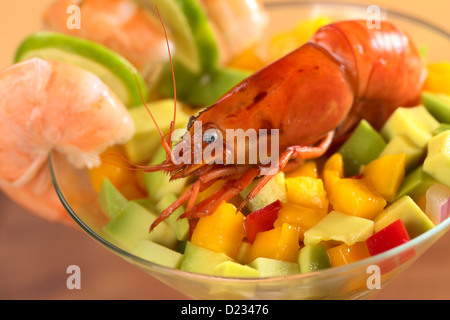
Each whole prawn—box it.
[146,19,426,231]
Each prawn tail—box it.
[311,20,426,136]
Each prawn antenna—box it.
[92,152,174,172]
[155,3,177,158]
[133,72,172,159]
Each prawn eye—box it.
[203,131,218,144]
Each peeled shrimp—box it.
[0,58,134,225]
[199,0,269,63]
[43,0,169,78]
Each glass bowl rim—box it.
[265,0,450,38]
[51,0,450,285]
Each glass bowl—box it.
[51,1,450,300]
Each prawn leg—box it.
[150,165,250,230]
[149,178,216,231]
[181,167,260,219]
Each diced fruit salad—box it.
[88,18,450,278]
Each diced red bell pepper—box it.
[366,219,411,256]
[244,200,282,243]
[349,173,365,179]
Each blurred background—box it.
[0,0,449,299]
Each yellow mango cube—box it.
[268,16,331,62]
[274,202,327,241]
[423,62,450,95]
[327,242,371,267]
[324,153,345,175]
[323,170,341,198]
[190,202,245,259]
[329,178,387,220]
[322,153,345,196]
[363,154,406,202]
[285,176,329,210]
[286,160,318,179]
[248,223,301,263]
[194,180,225,205]
[227,45,266,72]
[89,145,145,200]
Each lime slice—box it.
[14,32,148,108]
[136,0,219,73]
[152,59,251,107]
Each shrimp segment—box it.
[0,58,134,224]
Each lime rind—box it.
[14,32,148,108]
[176,0,219,71]
[136,0,219,73]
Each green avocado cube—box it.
[182,68,252,107]
[396,166,437,200]
[103,201,177,250]
[381,106,440,149]
[338,119,386,176]
[379,135,424,172]
[156,193,189,241]
[248,257,300,277]
[240,172,287,212]
[180,242,234,275]
[131,197,157,212]
[434,124,450,136]
[176,240,187,254]
[144,145,187,203]
[374,195,435,238]
[98,178,128,219]
[303,211,374,246]
[423,131,450,187]
[152,59,251,107]
[298,244,331,273]
[235,241,252,265]
[124,99,191,164]
[214,261,260,278]
[131,239,184,269]
[422,91,450,124]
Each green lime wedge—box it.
[14,32,148,108]
[152,59,251,107]
[135,0,219,73]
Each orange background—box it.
[0,0,449,300]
